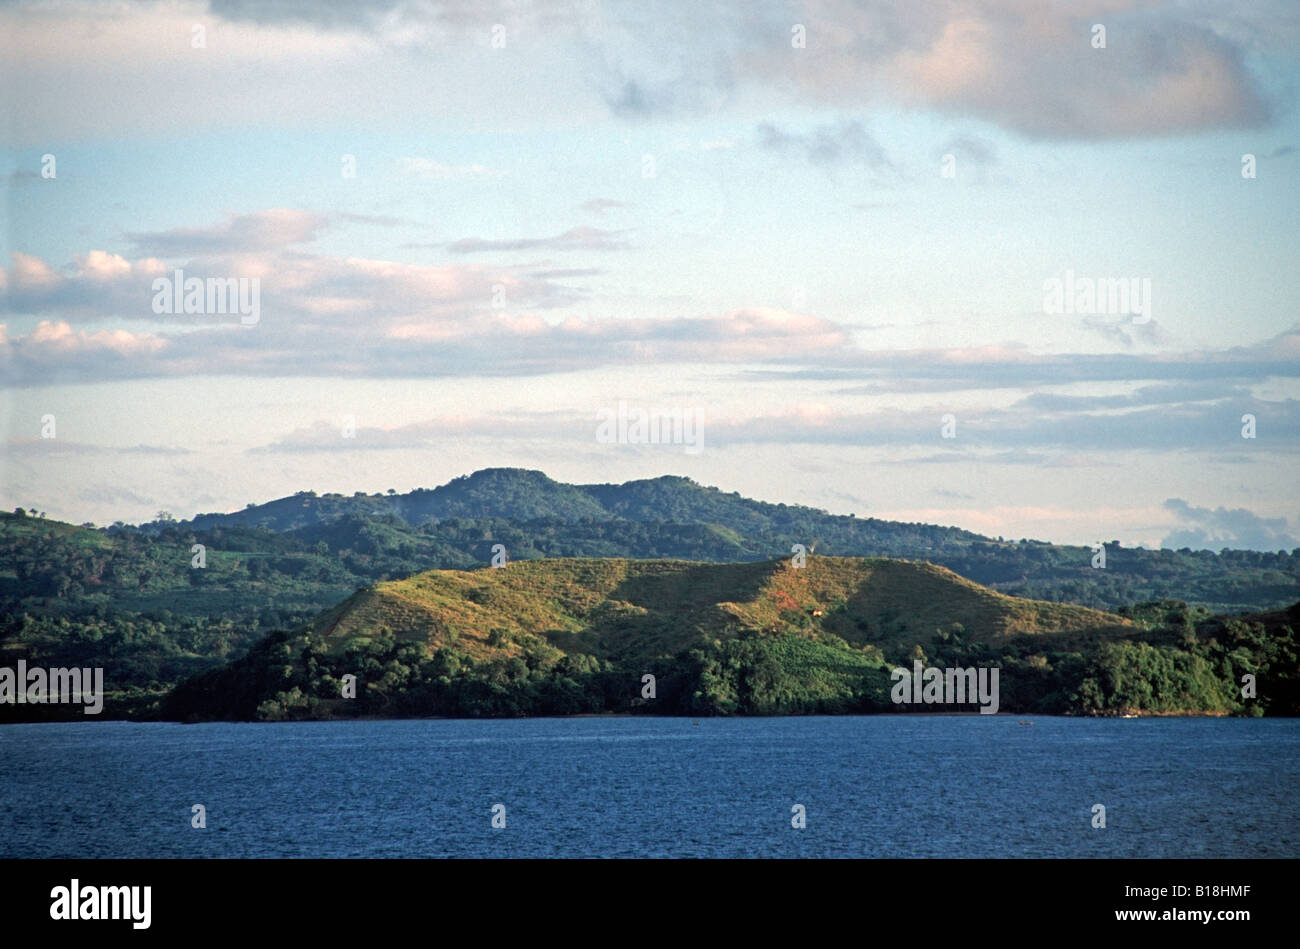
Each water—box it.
[1,716,1295,858]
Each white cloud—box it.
[1162,498,1299,551]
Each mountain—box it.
[5,468,1298,721]
[166,467,1299,615]
[185,469,615,531]
[183,467,979,547]
[160,555,1299,722]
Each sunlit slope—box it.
[309,556,1131,663]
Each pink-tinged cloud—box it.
[0,233,851,384]
[0,320,169,383]
[21,320,166,355]
[748,0,1272,138]
[0,241,575,326]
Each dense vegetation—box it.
[160,558,1298,722]
[3,467,1297,721]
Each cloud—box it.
[284,3,1287,141]
[208,0,409,30]
[768,329,1300,390]
[1,0,1282,143]
[445,227,632,254]
[208,0,570,33]
[127,209,328,257]
[576,3,742,118]
[670,390,1300,453]
[0,322,170,383]
[745,0,1273,139]
[0,232,847,384]
[0,1,585,144]
[1079,314,1172,349]
[246,389,1170,460]
[757,120,893,168]
[1,219,579,330]
[0,250,168,320]
[248,412,584,453]
[5,208,1298,409]
[1162,498,1298,551]
[1014,382,1248,413]
[2,437,190,457]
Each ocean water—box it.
[1,716,1295,858]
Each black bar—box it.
[4,858,1286,936]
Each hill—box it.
[184,468,968,537]
[308,556,1129,664]
[161,556,1297,722]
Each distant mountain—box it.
[170,467,1299,615]
[162,556,1298,722]
[184,467,979,545]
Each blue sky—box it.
[1,0,1298,550]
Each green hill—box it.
[309,556,1130,665]
[164,555,1294,723]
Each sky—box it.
[1,0,1298,551]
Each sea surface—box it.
[1,716,1296,858]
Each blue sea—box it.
[1,716,1296,858]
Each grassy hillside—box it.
[309,556,1130,665]
[157,555,1300,723]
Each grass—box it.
[310,555,1132,663]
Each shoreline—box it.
[0,708,1269,725]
